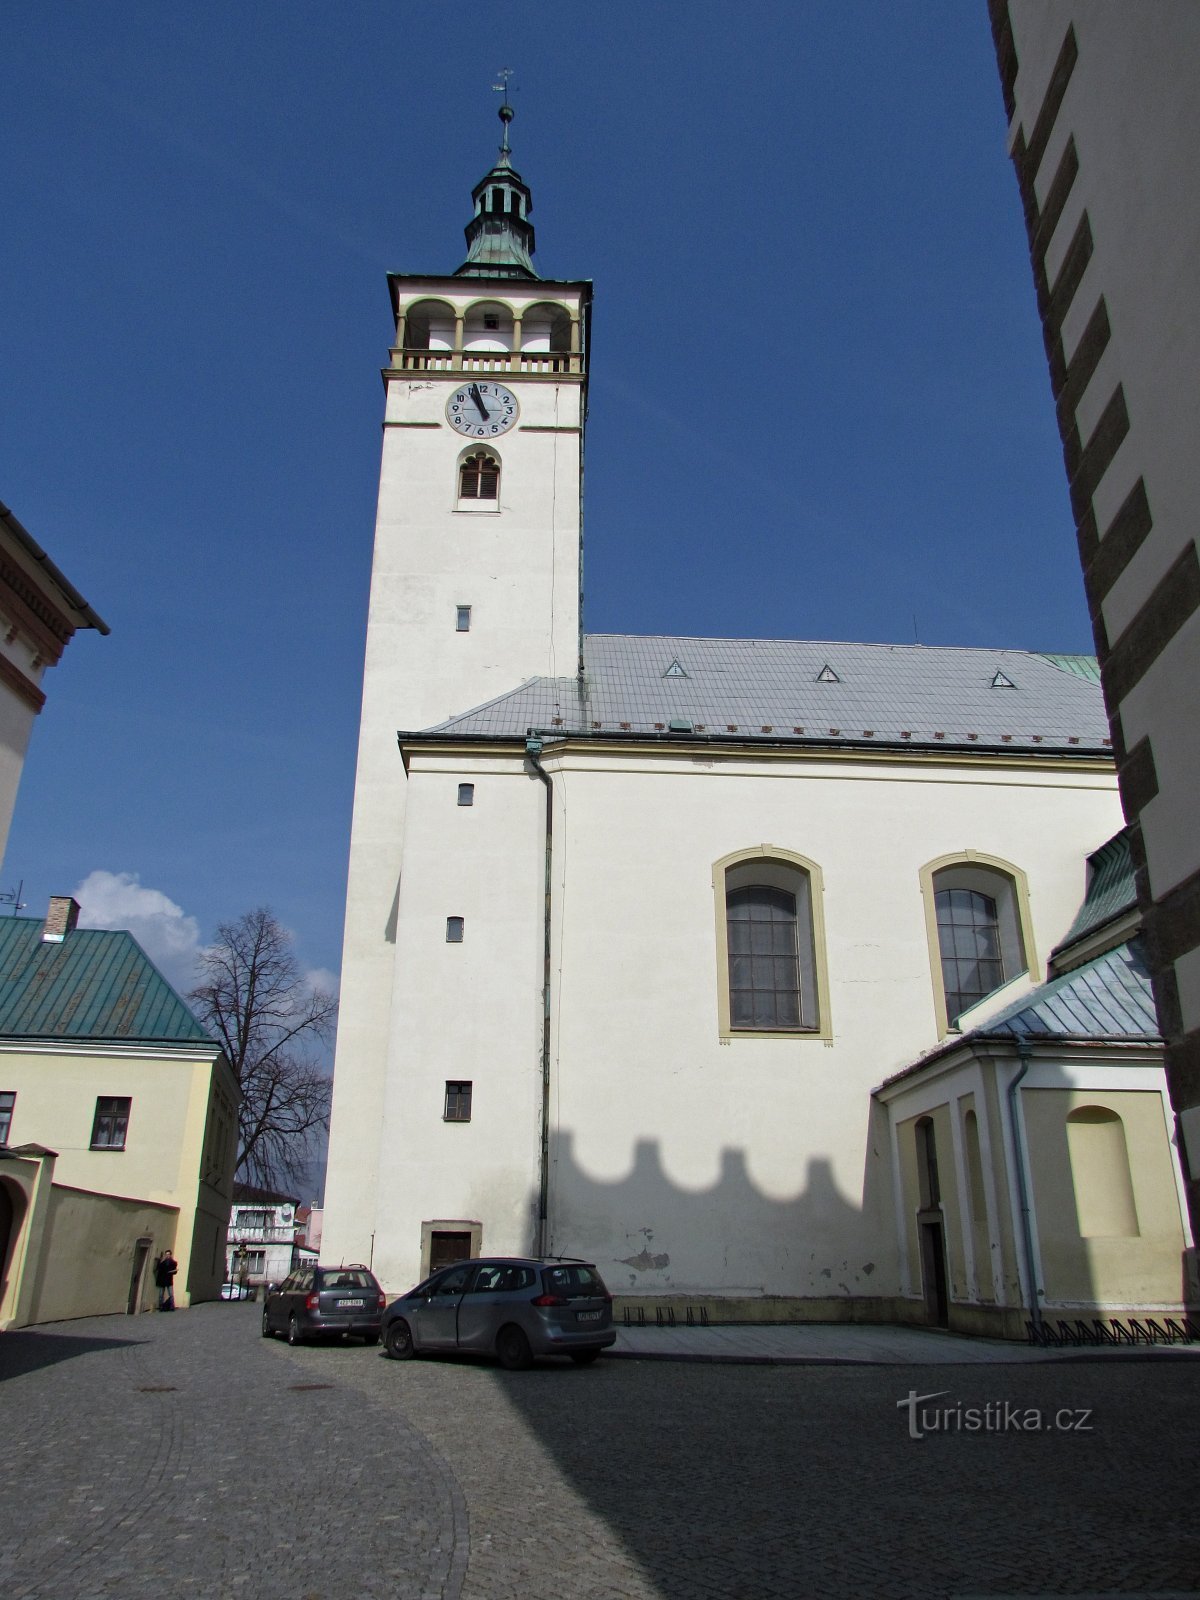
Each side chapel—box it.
[322,99,1194,1337]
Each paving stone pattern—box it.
[3,1304,1200,1598]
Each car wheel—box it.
[261,1308,273,1338]
[568,1348,601,1366]
[287,1315,303,1347]
[363,1332,380,1347]
[496,1324,533,1371]
[383,1319,415,1360]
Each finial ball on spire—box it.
[499,103,514,124]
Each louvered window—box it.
[459,451,500,500]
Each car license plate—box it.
[336,1298,364,1308]
[576,1310,601,1322]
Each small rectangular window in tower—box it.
[456,605,471,632]
[444,1081,473,1122]
[457,783,475,806]
[446,916,465,943]
[91,1095,132,1150]
[0,1091,14,1146]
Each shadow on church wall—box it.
[544,1112,902,1312]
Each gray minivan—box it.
[382,1257,615,1369]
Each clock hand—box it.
[469,383,489,421]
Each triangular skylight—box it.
[663,660,689,679]
[817,664,840,683]
[991,670,1017,689]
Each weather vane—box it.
[492,67,516,154]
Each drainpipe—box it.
[525,735,554,1258]
[1006,1037,1043,1339]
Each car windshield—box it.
[317,1270,375,1290]
[541,1264,605,1297]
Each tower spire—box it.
[454,73,538,280]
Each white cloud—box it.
[73,870,204,996]
[302,965,341,999]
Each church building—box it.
[322,100,1193,1335]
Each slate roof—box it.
[1055,828,1138,952]
[416,635,1111,753]
[0,917,213,1046]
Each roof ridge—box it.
[585,631,1091,658]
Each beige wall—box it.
[0,1043,237,1311]
[1024,1085,1187,1309]
[880,1048,1190,1334]
[0,1151,175,1329]
[25,1185,176,1324]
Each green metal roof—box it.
[973,939,1158,1040]
[1055,827,1139,953]
[0,916,214,1046]
[1038,652,1102,683]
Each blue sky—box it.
[2,4,1082,1030]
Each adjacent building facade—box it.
[225,1182,304,1290]
[988,1,1200,1255]
[0,897,238,1328]
[322,99,1194,1332]
[877,829,1187,1338]
[0,499,107,866]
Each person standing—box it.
[154,1247,178,1311]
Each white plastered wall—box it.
[324,283,585,1266]
[362,740,1122,1299]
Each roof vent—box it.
[663,660,689,679]
[817,664,840,683]
[42,895,81,944]
[667,718,693,733]
[991,670,1017,689]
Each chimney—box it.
[42,896,81,943]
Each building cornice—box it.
[0,650,46,713]
[0,1038,222,1062]
[398,729,1115,776]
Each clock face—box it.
[446,381,520,438]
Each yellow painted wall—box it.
[0,1044,238,1311]
[1024,1087,1187,1308]
[25,1185,177,1323]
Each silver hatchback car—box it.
[382,1256,616,1369]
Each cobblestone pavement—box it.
[3,1304,1200,1599]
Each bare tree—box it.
[189,907,336,1193]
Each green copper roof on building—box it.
[0,916,213,1046]
[454,90,539,280]
[1039,652,1102,683]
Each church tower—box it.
[322,97,591,1264]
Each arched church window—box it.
[921,855,1034,1033]
[459,451,500,502]
[714,850,829,1036]
[935,887,1003,1024]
